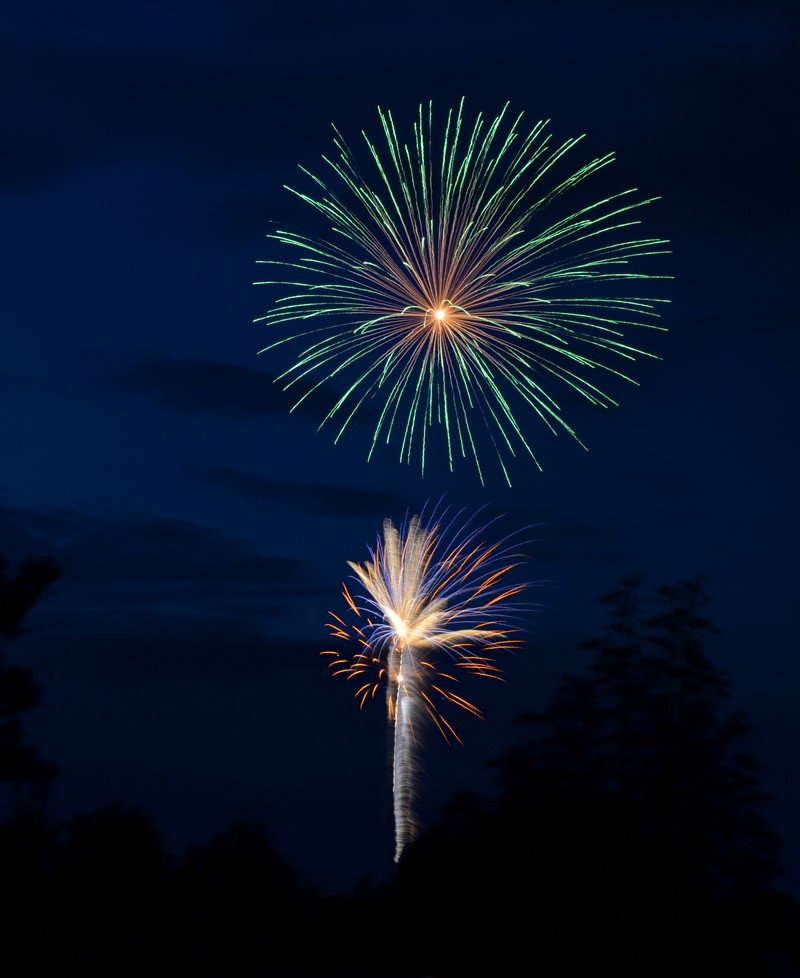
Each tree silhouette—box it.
[501,574,781,894]
[0,555,63,814]
[0,555,63,640]
[170,819,309,976]
[47,806,170,976]
[387,574,792,977]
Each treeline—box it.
[1,558,799,976]
[1,808,312,977]
[387,576,798,977]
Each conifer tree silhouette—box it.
[0,555,63,812]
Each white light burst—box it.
[323,506,528,861]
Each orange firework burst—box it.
[322,506,528,860]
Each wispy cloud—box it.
[109,353,337,419]
[0,501,316,628]
[182,459,406,517]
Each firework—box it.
[323,506,527,861]
[256,99,668,485]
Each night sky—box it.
[3,0,798,896]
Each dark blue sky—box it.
[2,0,798,893]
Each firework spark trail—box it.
[390,651,419,862]
[323,506,528,861]
[256,99,669,485]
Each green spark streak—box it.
[255,99,669,485]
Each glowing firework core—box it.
[386,609,410,644]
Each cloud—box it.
[108,353,337,419]
[0,30,316,193]
[2,1,504,193]
[0,500,349,689]
[4,0,793,191]
[525,520,633,566]
[182,459,407,518]
[0,502,318,634]
[31,616,324,683]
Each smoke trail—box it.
[391,647,421,861]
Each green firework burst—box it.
[255,99,669,485]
